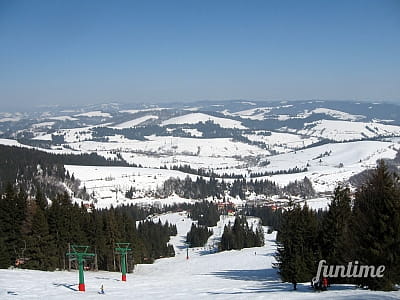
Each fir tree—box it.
[275,203,319,289]
[352,160,400,290]
[319,185,352,283]
[0,238,10,268]
[0,184,27,267]
[24,204,57,270]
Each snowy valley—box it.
[1,100,399,209]
[1,100,400,299]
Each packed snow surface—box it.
[1,212,399,299]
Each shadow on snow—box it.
[52,282,78,291]
[205,268,369,296]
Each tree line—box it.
[0,185,177,271]
[242,205,283,231]
[186,224,213,248]
[169,164,244,179]
[159,176,315,200]
[0,145,130,195]
[220,216,264,251]
[187,201,220,227]
[249,166,308,178]
[275,161,400,291]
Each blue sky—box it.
[0,0,399,108]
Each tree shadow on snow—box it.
[205,269,312,295]
[205,271,376,297]
[95,276,111,280]
[198,248,218,256]
[175,237,188,250]
[208,268,278,282]
[52,283,78,291]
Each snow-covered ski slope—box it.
[1,212,399,299]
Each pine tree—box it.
[24,204,57,270]
[0,184,27,267]
[220,225,234,250]
[275,203,319,289]
[35,188,48,211]
[352,160,400,290]
[319,185,352,283]
[0,237,10,268]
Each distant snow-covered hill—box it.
[0,100,399,207]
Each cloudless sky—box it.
[0,0,399,109]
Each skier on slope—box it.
[322,277,328,291]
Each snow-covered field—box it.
[74,111,111,118]
[1,102,400,212]
[1,212,399,299]
[251,140,399,192]
[245,131,319,153]
[161,113,247,129]
[60,139,399,209]
[114,115,159,128]
[65,135,268,169]
[65,165,199,209]
[299,120,400,141]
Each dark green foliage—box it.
[186,223,213,247]
[0,238,10,268]
[0,185,177,271]
[170,164,243,179]
[0,144,130,198]
[92,125,168,141]
[161,175,314,200]
[284,177,315,199]
[220,216,264,251]
[24,203,57,270]
[243,205,283,231]
[275,161,400,291]
[319,185,352,283]
[137,219,176,262]
[162,176,225,199]
[351,161,400,290]
[250,167,308,178]
[0,184,27,267]
[125,186,135,199]
[275,204,320,287]
[188,201,220,227]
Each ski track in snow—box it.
[1,212,399,299]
